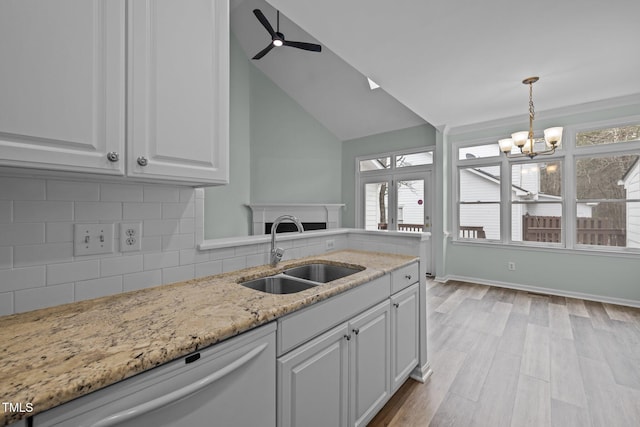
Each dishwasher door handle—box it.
[87,342,269,427]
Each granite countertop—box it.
[0,249,417,426]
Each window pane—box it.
[397,179,424,232]
[513,206,562,243]
[459,166,501,202]
[576,155,639,200]
[396,151,433,168]
[459,204,500,239]
[576,202,628,247]
[512,161,562,198]
[359,157,391,171]
[576,125,640,147]
[364,182,388,230]
[458,144,500,160]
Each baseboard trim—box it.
[410,362,433,384]
[440,274,640,308]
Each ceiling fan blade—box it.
[252,43,275,60]
[283,40,322,52]
[253,9,276,37]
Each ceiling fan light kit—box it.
[498,77,563,159]
[252,9,322,60]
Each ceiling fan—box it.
[251,9,322,60]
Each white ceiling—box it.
[240,0,640,133]
[230,0,427,141]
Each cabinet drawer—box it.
[391,262,419,294]
[277,274,391,356]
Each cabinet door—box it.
[278,323,349,427]
[349,301,391,427]
[390,283,420,391]
[128,0,229,184]
[0,0,125,175]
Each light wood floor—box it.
[369,279,640,426]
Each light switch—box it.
[74,224,115,256]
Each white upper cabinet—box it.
[0,0,126,175]
[0,0,229,185]
[128,0,229,184]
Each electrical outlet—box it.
[120,222,142,252]
[508,261,516,271]
[74,224,114,256]
[325,239,335,250]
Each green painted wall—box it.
[249,66,342,204]
[441,102,640,303]
[204,34,252,239]
[341,124,437,227]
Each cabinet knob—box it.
[393,302,400,308]
[107,152,119,162]
[344,334,351,341]
[352,328,360,335]
[404,274,412,280]
[137,156,148,167]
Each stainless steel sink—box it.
[283,263,363,283]
[240,276,318,294]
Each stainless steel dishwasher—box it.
[32,323,276,427]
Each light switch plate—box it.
[120,222,142,252]
[74,224,115,256]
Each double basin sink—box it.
[240,263,364,294]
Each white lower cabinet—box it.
[391,283,420,391]
[278,301,391,427]
[33,323,276,427]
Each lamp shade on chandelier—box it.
[498,77,563,159]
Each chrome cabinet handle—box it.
[352,328,360,335]
[107,152,119,162]
[137,156,148,167]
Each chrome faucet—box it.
[270,215,304,266]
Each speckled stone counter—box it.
[0,250,417,426]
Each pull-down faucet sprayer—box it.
[270,215,304,267]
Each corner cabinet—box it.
[0,0,229,186]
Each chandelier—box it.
[498,77,563,158]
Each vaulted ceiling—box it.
[232,0,640,139]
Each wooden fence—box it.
[522,215,626,246]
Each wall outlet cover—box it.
[120,222,142,252]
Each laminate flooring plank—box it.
[548,295,566,305]
[520,323,550,381]
[430,392,478,427]
[470,351,521,427]
[569,314,605,361]
[565,297,589,317]
[510,374,551,427]
[442,298,488,328]
[606,319,640,361]
[602,302,640,324]
[549,335,587,407]
[435,289,467,314]
[528,295,550,327]
[511,291,531,315]
[497,312,529,356]
[550,399,592,427]
[594,328,640,390]
[470,301,512,337]
[583,300,614,331]
[549,303,574,340]
[481,286,516,304]
[448,333,500,402]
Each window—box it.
[357,149,433,233]
[453,119,640,252]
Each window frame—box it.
[452,115,640,254]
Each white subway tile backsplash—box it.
[143,185,180,203]
[14,201,73,222]
[0,247,12,270]
[141,236,163,252]
[123,202,162,220]
[0,223,45,246]
[75,276,123,301]
[209,247,235,261]
[179,249,208,266]
[75,202,122,221]
[143,219,179,236]
[47,180,100,201]
[162,202,194,219]
[46,222,74,243]
[14,243,73,267]
[161,234,194,251]
[101,255,144,277]
[0,178,45,200]
[0,201,11,222]
[162,265,195,284]
[179,188,195,203]
[14,283,74,313]
[100,183,143,202]
[195,260,222,277]
[0,266,46,292]
[222,256,246,273]
[0,292,13,316]
[47,260,100,285]
[179,218,195,234]
[144,251,179,271]
[245,252,268,269]
[123,269,162,292]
